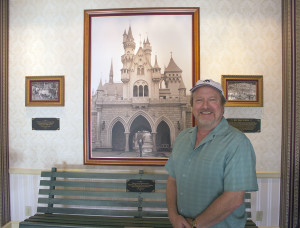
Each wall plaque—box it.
[126,179,155,192]
[32,118,60,130]
[227,118,261,133]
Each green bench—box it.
[19,167,257,228]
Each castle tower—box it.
[152,55,161,82]
[123,26,135,54]
[164,54,182,96]
[97,79,104,92]
[121,26,136,84]
[178,79,186,97]
[143,37,152,63]
[96,78,105,101]
[152,55,161,99]
[165,55,182,82]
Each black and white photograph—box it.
[83,8,200,165]
[227,81,257,101]
[31,81,59,101]
[221,75,263,107]
[25,76,65,106]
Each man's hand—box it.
[166,176,192,228]
[169,214,192,228]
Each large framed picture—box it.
[221,75,263,107]
[25,76,65,106]
[83,8,200,165]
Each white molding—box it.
[9,168,281,178]
[257,172,280,178]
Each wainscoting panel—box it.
[252,178,281,226]
[10,173,40,221]
[9,172,280,226]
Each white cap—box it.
[190,79,225,98]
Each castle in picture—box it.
[91,26,192,157]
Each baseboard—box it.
[2,221,279,228]
[258,227,279,228]
[2,221,19,228]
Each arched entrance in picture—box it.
[129,115,152,152]
[111,121,125,151]
[156,120,171,152]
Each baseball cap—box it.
[190,79,225,98]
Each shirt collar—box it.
[209,117,229,136]
[192,117,229,147]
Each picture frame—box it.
[83,8,200,165]
[25,76,65,106]
[221,75,263,107]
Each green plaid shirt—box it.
[165,117,258,228]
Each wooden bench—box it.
[19,167,257,228]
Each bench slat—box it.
[245,202,251,208]
[245,219,258,227]
[21,214,172,227]
[40,180,166,190]
[31,213,171,223]
[38,198,139,207]
[39,189,166,199]
[41,171,168,180]
[40,180,126,189]
[37,207,168,217]
[38,197,167,208]
[245,192,251,199]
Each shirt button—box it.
[180,192,183,196]
[182,174,186,178]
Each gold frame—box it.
[25,76,65,107]
[83,8,200,165]
[221,75,263,107]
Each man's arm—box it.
[166,176,191,228]
[191,190,245,228]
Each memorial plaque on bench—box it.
[126,179,155,192]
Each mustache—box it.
[199,108,213,112]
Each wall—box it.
[8,0,282,226]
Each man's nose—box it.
[202,99,208,108]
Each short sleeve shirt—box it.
[165,117,258,228]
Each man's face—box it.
[192,86,224,131]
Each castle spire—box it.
[127,26,134,41]
[109,59,113,84]
[154,55,160,68]
[97,78,104,91]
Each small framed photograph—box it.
[221,75,263,107]
[25,76,65,106]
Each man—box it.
[138,137,144,157]
[165,79,258,228]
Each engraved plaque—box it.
[227,118,261,133]
[32,118,60,130]
[126,179,155,192]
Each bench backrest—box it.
[37,167,253,220]
[38,167,169,218]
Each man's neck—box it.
[194,128,212,148]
